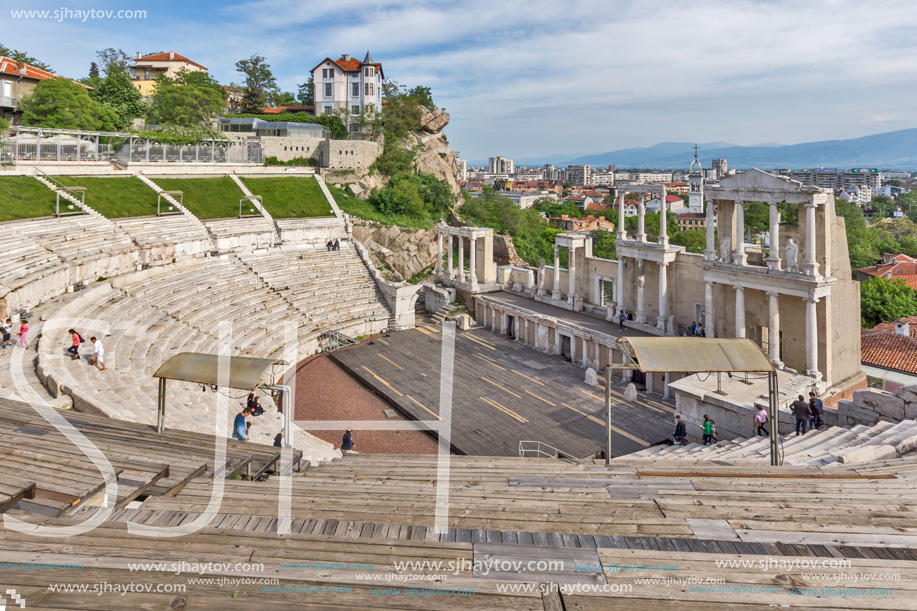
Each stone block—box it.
[895,384,917,404]
[852,388,906,421]
[837,444,898,464]
[906,402,917,421]
[584,367,598,386]
[623,383,637,403]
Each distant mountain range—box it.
[479,129,917,170]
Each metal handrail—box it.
[518,440,598,461]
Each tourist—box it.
[246,392,257,412]
[333,239,340,251]
[341,429,354,454]
[246,421,253,438]
[251,397,264,416]
[273,432,283,448]
[232,407,252,441]
[1,318,11,348]
[791,394,810,436]
[673,415,687,446]
[90,336,105,371]
[17,320,29,349]
[809,392,824,430]
[754,405,769,437]
[326,240,333,251]
[702,415,714,445]
[694,323,704,337]
[66,329,84,360]
[711,420,718,443]
[689,321,697,336]
[619,311,627,331]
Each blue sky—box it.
[4,0,917,162]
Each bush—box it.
[265,156,318,167]
[368,172,456,217]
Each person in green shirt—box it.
[702,415,714,445]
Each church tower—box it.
[688,144,704,214]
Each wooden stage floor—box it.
[330,320,675,457]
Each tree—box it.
[670,228,707,254]
[20,78,119,131]
[871,195,895,219]
[96,48,131,74]
[296,76,314,106]
[860,276,917,329]
[235,54,278,113]
[369,81,426,176]
[592,230,616,260]
[148,69,226,127]
[0,116,9,132]
[93,68,146,129]
[407,85,435,111]
[0,44,52,71]
[743,201,770,235]
[274,91,297,106]
[88,62,100,79]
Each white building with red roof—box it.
[130,51,208,96]
[857,253,917,292]
[311,52,383,132]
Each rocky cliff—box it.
[352,222,438,282]
[347,107,460,199]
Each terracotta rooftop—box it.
[0,56,70,82]
[858,254,917,290]
[861,316,917,374]
[311,55,384,78]
[134,52,207,71]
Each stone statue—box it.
[719,236,731,262]
[786,238,799,272]
[573,293,584,312]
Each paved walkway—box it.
[484,291,655,339]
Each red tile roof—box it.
[665,194,683,203]
[861,336,917,375]
[0,56,65,82]
[858,254,917,290]
[585,202,612,211]
[311,56,384,78]
[134,52,207,71]
[261,105,314,114]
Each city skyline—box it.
[4,0,917,161]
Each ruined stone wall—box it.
[261,137,325,162]
[492,234,526,267]
[352,222,437,282]
[324,140,382,172]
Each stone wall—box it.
[261,137,325,162]
[833,385,917,426]
[324,140,382,172]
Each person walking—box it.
[710,420,718,443]
[1,318,12,348]
[90,336,105,371]
[791,394,810,436]
[341,429,355,454]
[673,415,687,446]
[233,407,252,441]
[809,392,824,430]
[66,329,84,360]
[619,311,627,331]
[17,320,29,349]
[702,415,714,445]
[754,405,770,437]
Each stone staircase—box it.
[135,172,216,251]
[615,419,917,467]
[431,303,459,324]
[33,172,104,219]
[229,173,279,246]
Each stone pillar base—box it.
[552,290,562,300]
[635,312,646,324]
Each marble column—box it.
[567,245,577,304]
[435,230,444,275]
[446,234,454,279]
[637,197,646,242]
[552,244,562,300]
[658,193,669,247]
[468,236,478,287]
[617,192,627,240]
[457,236,465,282]
[704,281,715,338]
[767,291,782,367]
[657,261,668,331]
[804,203,820,276]
[733,201,747,266]
[734,286,746,338]
[805,296,821,378]
[704,195,716,261]
[766,202,781,271]
[615,257,625,318]
[582,336,589,368]
[663,372,671,400]
[635,258,646,324]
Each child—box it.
[1,318,11,348]
[17,320,29,349]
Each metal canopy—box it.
[616,337,774,373]
[153,353,286,390]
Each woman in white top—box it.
[754,406,769,437]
